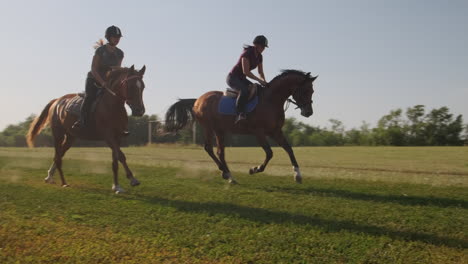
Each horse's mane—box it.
[107,67,130,81]
[270,69,311,83]
[105,68,134,90]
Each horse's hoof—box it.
[249,166,263,175]
[228,179,238,185]
[130,178,140,186]
[112,185,125,193]
[293,167,302,184]
[222,172,231,180]
[44,177,55,184]
[62,184,70,188]
[294,176,302,184]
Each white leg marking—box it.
[112,184,125,194]
[293,166,302,184]
[45,163,56,183]
[225,172,238,184]
[130,177,140,186]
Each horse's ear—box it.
[306,72,311,76]
[139,65,146,76]
[129,65,135,72]
[311,75,318,82]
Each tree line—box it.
[1,105,466,147]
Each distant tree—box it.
[125,114,159,146]
[1,106,465,147]
[329,119,345,135]
[307,132,326,146]
[424,107,464,146]
[464,125,468,145]
[282,118,299,144]
[373,109,406,146]
[0,115,53,147]
[321,131,344,146]
[406,105,427,145]
[0,134,12,146]
[345,129,362,146]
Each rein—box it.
[120,75,142,88]
[285,83,312,111]
[105,74,142,101]
[287,98,313,110]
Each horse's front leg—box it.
[273,131,302,183]
[110,147,125,193]
[249,132,273,175]
[106,136,125,193]
[118,149,140,186]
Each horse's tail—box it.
[27,99,56,148]
[164,99,197,132]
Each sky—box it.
[0,0,467,131]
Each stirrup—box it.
[72,120,82,129]
[235,113,247,123]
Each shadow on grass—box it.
[128,193,468,250]
[255,186,468,209]
[5,182,467,250]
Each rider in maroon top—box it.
[230,46,263,80]
[227,35,268,123]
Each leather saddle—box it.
[66,90,103,117]
[224,83,258,100]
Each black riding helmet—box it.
[253,35,268,48]
[105,25,123,40]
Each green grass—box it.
[0,146,467,263]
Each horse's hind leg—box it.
[47,133,75,184]
[215,131,237,184]
[51,128,73,187]
[249,132,273,175]
[45,162,57,184]
[202,129,230,179]
[203,129,223,169]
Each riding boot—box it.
[235,87,249,123]
[73,96,92,129]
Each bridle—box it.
[104,74,142,101]
[287,98,313,110]
[286,79,313,110]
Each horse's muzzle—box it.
[301,106,313,117]
[131,107,145,117]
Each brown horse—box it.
[165,70,317,184]
[27,65,147,193]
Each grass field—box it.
[0,146,467,263]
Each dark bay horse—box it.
[165,70,317,184]
[27,65,147,193]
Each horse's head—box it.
[108,65,147,116]
[291,72,317,117]
[271,70,317,117]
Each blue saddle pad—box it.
[218,96,258,115]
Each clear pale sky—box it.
[0,0,466,131]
